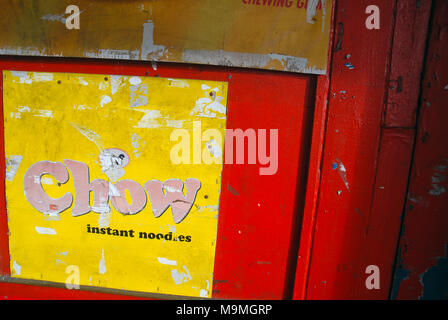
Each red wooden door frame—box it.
[293,0,432,299]
[391,0,448,300]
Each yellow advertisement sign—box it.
[3,70,227,298]
[0,0,332,74]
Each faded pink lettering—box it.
[64,159,109,216]
[23,161,73,214]
[144,178,201,223]
[110,179,147,215]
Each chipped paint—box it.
[418,244,448,299]
[182,49,322,74]
[157,257,177,266]
[99,249,107,274]
[70,122,104,150]
[171,265,192,285]
[429,163,446,196]
[141,20,166,60]
[5,155,23,181]
[335,159,350,190]
[205,139,222,158]
[12,261,21,275]
[35,226,57,235]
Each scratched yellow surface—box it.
[3,70,227,298]
[0,0,332,74]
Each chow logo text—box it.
[23,148,201,224]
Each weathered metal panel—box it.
[0,0,333,75]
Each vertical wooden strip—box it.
[384,0,433,128]
[0,68,9,276]
[392,0,448,300]
[305,0,397,299]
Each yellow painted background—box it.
[3,70,227,298]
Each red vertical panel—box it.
[358,128,414,298]
[0,66,9,276]
[212,71,315,299]
[304,0,432,299]
[392,0,448,300]
[305,0,397,299]
[293,0,336,300]
[384,0,432,128]
[293,75,330,299]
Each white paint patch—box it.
[429,163,447,196]
[163,185,182,193]
[131,133,146,158]
[195,204,219,212]
[92,202,111,214]
[190,96,226,119]
[336,159,350,191]
[109,182,121,196]
[134,110,162,128]
[44,212,61,221]
[11,71,32,84]
[205,139,222,158]
[34,110,53,118]
[306,0,320,24]
[70,122,104,150]
[79,78,88,86]
[41,13,65,24]
[165,120,184,128]
[168,79,190,88]
[18,106,31,113]
[169,225,176,233]
[171,265,192,285]
[110,75,123,95]
[151,61,158,70]
[100,95,112,107]
[85,49,139,60]
[13,261,21,275]
[41,177,54,185]
[201,84,211,90]
[35,226,57,235]
[0,47,43,57]
[75,105,89,111]
[157,257,177,266]
[99,249,107,274]
[102,165,125,182]
[321,0,327,32]
[181,49,318,74]
[200,280,210,297]
[98,211,112,228]
[33,72,54,82]
[129,76,142,85]
[6,155,23,181]
[141,20,166,60]
[56,259,66,265]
